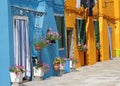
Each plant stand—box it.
[10,72,23,83]
[11,83,23,86]
[60,70,65,76]
[33,67,44,81]
[34,76,43,81]
[38,51,40,61]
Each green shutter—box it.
[76,19,80,44]
[55,16,65,48]
[94,21,99,43]
[79,19,86,44]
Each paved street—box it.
[23,58,120,86]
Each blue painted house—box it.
[0,0,65,86]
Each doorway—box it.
[67,29,74,58]
[13,16,31,79]
[108,25,113,60]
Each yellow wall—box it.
[65,0,97,67]
[99,0,120,58]
[65,0,82,67]
[86,17,96,65]
[65,0,120,67]
[114,0,120,57]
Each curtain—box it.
[14,19,31,77]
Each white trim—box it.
[76,17,83,20]
[54,13,64,17]
[13,16,28,21]
[59,48,65,51]
[13,16,29,31]
[93,19,98,21]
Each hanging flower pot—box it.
[34,45,41,51]
[10,72,23,83]
[34,36,47,51]
[53,64,60,71]
[50,40,56,44]
[46,28,61,45]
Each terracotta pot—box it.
[79,51,85,66]
[96,49,100,61]
[34,46,41,51]
[54,64,60,71]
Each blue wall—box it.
[9,0,60,79]
[35,1,59,78]
[53,0,66,57]
[0,0,11,85]
[53,0,64,15]
[0,0,65,85]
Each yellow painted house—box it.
[64,0,120,68]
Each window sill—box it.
[59,48,64,51]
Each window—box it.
[94,20,100,43]
[55,15,65,49]
[76,19,86,44]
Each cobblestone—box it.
[23,58,120,86]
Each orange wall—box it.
[65,0,97,67]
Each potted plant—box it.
[46,28,61,44]
[9,65,25,83]
[70,58,78,71]
[78,43,88,52]
[34,37,47,51]
[96,43,101,61]
[78,43,88,66]
[53,57,61,71]
[59,58,66,70]
[96,43,101,50]
[33,59,50,78]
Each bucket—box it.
[116,49,120,57]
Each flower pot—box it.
[96,49,100,61]
[33,67,44,77]
[10,72,23,83]
[79,51,85,66]
[60,64,64,70]
[34,46,41,51]
[64,59,70,73]
[69,60,72,68]
[50,40,56,43]
[54,64,60,71]
[96,49,98,61]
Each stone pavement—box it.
[23,58,120,86]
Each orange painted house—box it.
[64,0,120,68]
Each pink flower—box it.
[62,64,64,66]
[55,32,59,36]
[18,65,24,69]
[46,40,50,44]
[9,66,12,69]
